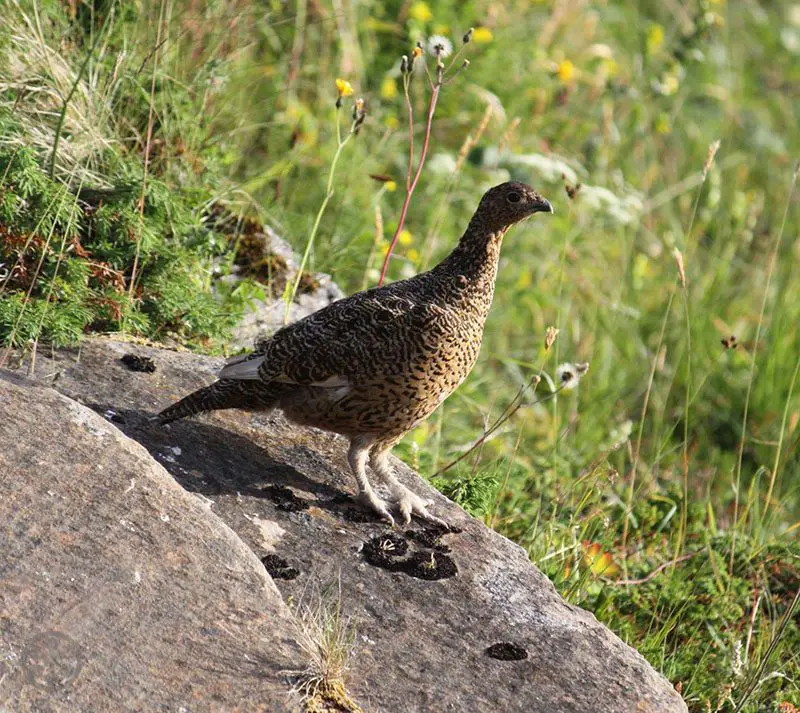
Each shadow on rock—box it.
[84,403,349,511]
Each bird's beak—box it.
[531,197,554,215]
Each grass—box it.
[1,1,799,710]
[288,578,362,713]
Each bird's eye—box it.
[506,192,521,204]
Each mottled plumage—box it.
[159,182,552,525]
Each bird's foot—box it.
[357,490,395,526]
[390,484,448,528]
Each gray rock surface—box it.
[2,338,688,713]
[0,371,305,713]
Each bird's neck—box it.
[437,219,506,283]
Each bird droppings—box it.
[362,532,457,581]
[405,524,462,552]
[485,642,529,661]
[120,353,157,373]
[263,485,310,512]
[261,554,300,580]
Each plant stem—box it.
[674,180,705,569]
[732,165,798,559]
[732,584,800,713]
[127,0,166,312]
[403,74,413,192]
[764,351,800,523]
[432,377,562,478]
[378,79,441,285]
[284,110,352,323]
[622,287,675,580]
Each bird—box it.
[158,181,553,526]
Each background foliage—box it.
[1,1,799,710]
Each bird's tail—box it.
[157,379,278,425]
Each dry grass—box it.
[0,0,121,185]
[287,577,362,713]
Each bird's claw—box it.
[391,485,448,528]
[358,490,395,526]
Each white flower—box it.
[427,35,453,58]
[555,362,589,391]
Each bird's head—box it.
[473,181,553,234]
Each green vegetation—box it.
[1,1,798,710]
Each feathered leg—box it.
[347,436,394,525]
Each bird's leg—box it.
[347,438,394,525]
[370,448,447,527]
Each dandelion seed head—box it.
[427,35,453,58]
[556,362,589,390]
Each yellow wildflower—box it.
[335,78,353,97]
[380,77,398,100]
[384,114,400,130]
[655,113,671,134]
[385,181,397,192]
[412,45,423,59]
[407,248,420,262]
[557,59,575,83]
[433,24,449,35]
[408,1,433,23]
[646,24,664,55]
[472,26,493,43]
[398,230,413,246]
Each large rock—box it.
[2,339,688,713]
[0,371,305,713]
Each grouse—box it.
[158,181,553,525]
